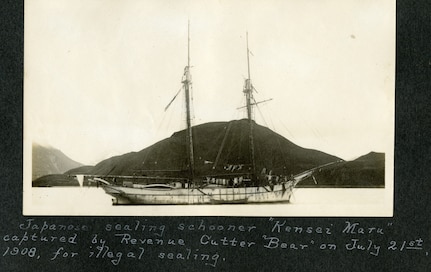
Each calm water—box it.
[26,187,392,217]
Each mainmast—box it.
[243,32,257,182]
[183,21,195,181]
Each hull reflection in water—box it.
[28,187,389,217]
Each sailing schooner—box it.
[95,25,339,205]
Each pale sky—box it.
[24,0,395,165]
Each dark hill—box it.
[32,174,79,187]
[32,143,84,180]
[90,119,341,179]
[305,152,385,187]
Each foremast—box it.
[182,21,195,184]
[243,32,257,184]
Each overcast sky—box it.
[24,0,395,165]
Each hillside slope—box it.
[32,143,83,180]
[306,152,385,187]
[90,119,341,178]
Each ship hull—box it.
[101,183,294,205]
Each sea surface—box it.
[26,186,392,217]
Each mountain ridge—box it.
[32,143,84,180]
[34,120,385,187]
[88,119,341,178]
[303,151,385,187]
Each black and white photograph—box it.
[24,0,394,216]
[4,0,431,271]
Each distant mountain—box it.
[64,165,95,175]
[303,152,385,187]
[88,119,341,178]
[32,143,84,180]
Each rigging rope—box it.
[253,97,269,128]
[164,87,182,112]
